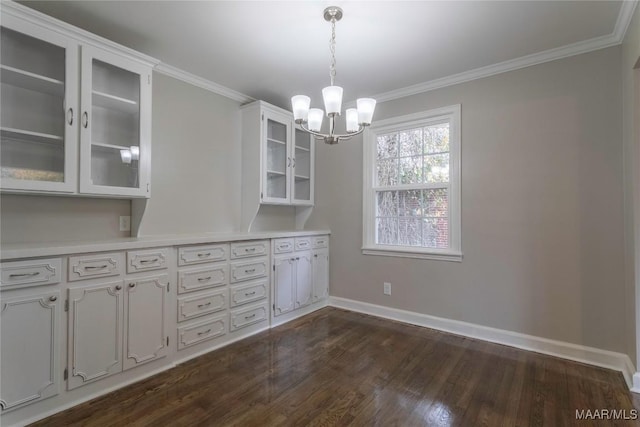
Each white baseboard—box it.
[329,296,636,390]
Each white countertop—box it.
[0,229,331,261]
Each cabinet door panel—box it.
[273,256,295,316]
[312,250,329,302]
[292,127,314,205]
[123,274,168,370]
[262,109,292,204]
[79,45,151,198]
[295,253,312,308]
[68,281,123,390]
[0,291,60,411]
[0,17,78,193]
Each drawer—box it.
[273,238,294,254]
[178,244,228,266]
[294,237,312,251]
[178,289,227,322]
[230,240,268,259]
[127,248,169,273]
[229,258,268,283]
[312,235,329,249]
[68,252,124,282]
[178,263,228,294]
[177,314,227,350]
[229,303,268,332]
[229,279,268,308]
[0,258,62,290]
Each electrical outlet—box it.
[119,216,131,232]
[383,282,391,295]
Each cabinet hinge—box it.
[261,114,264,121]
[147,183,150,192]
[273,303,275,311]
[64,300,69,312]
[273,264,275,271]
[166,336,169,346]
[63,368,68,380]
[167,282,170,292]
[261,192,263,199]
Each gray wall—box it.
[307,47,628,354]
[622,5,640,366]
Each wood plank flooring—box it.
[32,308,640,426]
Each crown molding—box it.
[154,63,254,104]
[365,1,639,105]
[0,1,159,67]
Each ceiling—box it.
[19,1,626,109]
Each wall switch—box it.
[119,216,131,232]
[383,282,391,295]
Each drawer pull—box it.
[197,253,211,258]
[244,313,256,320]
[245,248,256,252]
[85,265,108,270]
[245,268,256,274]
[140,258,159,264]
[198,276,212,282]
[115,285,122,291]
[197,329,211,336]
[9,272,40,278]
[314,254,318,258]
[49,296,57,302]
[197,302,212,309]
[245,291,256,297]
[129,283,136,288]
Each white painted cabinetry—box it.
[0,3,155,198]
[273,255,295,316]
[312,249,329,302]
[295,252,313,308]
[0,290,61,411]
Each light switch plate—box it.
[383,282,391,295]
[119,216,131,232]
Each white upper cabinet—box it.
[292,127,314,205]
[79,46,151,197]
[262,108,292,204]
[0,4,155,198]
[0,16,78,193]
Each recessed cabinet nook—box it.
[0,3,330,426]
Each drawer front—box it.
[0,258,62,290]
[230,240,268,259]
[178,289,227,322]
[229,303,268,332]
[273,238,294,254]
[178,244,228,266]
[294,237,312,251]
[127,248,169,273]
[68,252,124,281]
[312,235,329,249]
[177,315,227,350]
[230,280,268,308]
[229,258,268,283]
[178,263,228,294]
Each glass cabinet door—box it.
[262,110,291,204]
[79,45,151,197]
[0,20,78,193]
[292,127,314,205]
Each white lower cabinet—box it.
[67,281,124,390]
[0,290,61,412]
[294,252,312,308]
[123,274,169,371]
[68,274,169,389]
[273,255,295,316]
[312,249,329,302]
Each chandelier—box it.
[291,6,376,145]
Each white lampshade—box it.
[357,98,377,125]
[308,108,324,132]
[130,146,140,161]
[120,149,132,164]
[322,86,343,115]
[291,95,310,122]
[346,108,359,132]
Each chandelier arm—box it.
[299,122,331,139]
[331,125,367,140]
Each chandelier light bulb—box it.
[322,86,343,115]
[346,108,359,132]
[291,95,311,122]
[356,98,377,125]
[307,108,324,132]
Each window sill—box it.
[361,246,463,262]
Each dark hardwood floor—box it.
[32,308,640,426]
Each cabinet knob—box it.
[67,108,73,125]
[115,285,122,291]
[296,257,300,261]
[129,283,136,288]
[49,296,57,302]
[82,111,89,128]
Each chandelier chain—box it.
[329,18,336,86]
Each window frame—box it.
[362,104,462,262]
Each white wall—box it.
[307,46,628,354]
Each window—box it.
[362,105,461,261]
